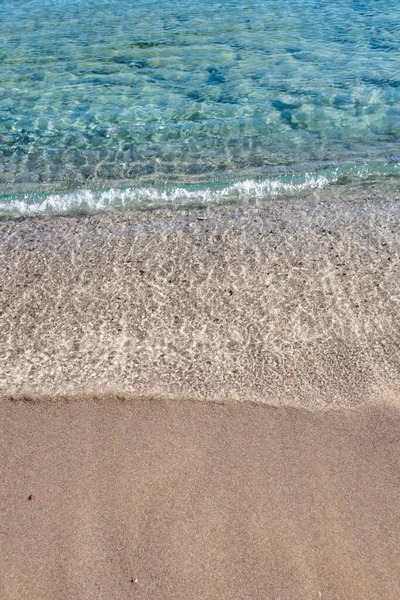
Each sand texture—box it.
[1,192,400,599]
[1,397,400,600]
[0,192,399,408]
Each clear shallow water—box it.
[1,0,400,215]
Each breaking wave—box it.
[0,164,399,217]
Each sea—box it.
[1,0,399,216]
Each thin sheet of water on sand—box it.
[0,190,399,407]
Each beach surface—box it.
[0,191,399,407]
[1,191,400,598]
[1,397,400,600]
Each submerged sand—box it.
[0,190,399,407]
[1,191,400,598]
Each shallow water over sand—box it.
[1,0,400,213]
[1,193,399,406]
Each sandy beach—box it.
[1,192,400,598]
[0,191,399,406]
[1,397,400,600]
[2,0,400,594]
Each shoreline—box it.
[1,188,399,600]
[1,176,400,219]
[0,190,399,408]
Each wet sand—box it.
[1,397,400,600]
[1,191,400,598]
[0,191,399,407]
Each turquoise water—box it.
[1,0,400,214]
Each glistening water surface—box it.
[1,0,400,214]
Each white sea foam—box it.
[1,162,399,217]
[0,173,334,217]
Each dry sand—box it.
[1,191,400,598]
